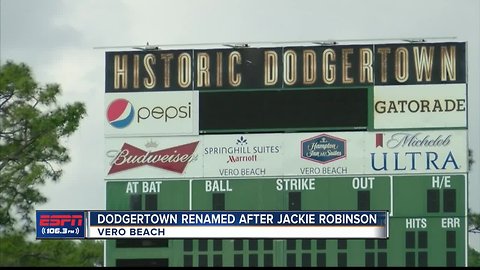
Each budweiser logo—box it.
[107,141,199,174]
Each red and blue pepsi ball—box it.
[107,98,134,128]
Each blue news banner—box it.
[36,210,389,239]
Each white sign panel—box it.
[373,84,467,129]
[104,91,199,137]
[366,130,467,174]
[283,130,467,175]
[203,134,284,178]
[104,136,203,179]
[104,130,467,179]
[283,132,366,176]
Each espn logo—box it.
[39,214,84,226]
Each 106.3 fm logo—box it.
[36,211,85,239]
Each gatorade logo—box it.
[107,99,135,128]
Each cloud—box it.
[1,0,479,253]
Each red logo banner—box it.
[108,141,199,174]
[375,133,383,148]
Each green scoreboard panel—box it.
[104,42,468,267]
[105,174,466,267]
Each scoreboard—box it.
[103,41,468,266]
[105,174,466,266]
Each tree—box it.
[469,209,480,266]
[469,209,480,234]
[0,61,86,233]
[0,232,103,266]
[470,247,480,267]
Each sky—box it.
[1,0,479,252]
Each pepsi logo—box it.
[107,99,135,128]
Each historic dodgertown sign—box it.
[103,40,468,267]
[105,43,465,91]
